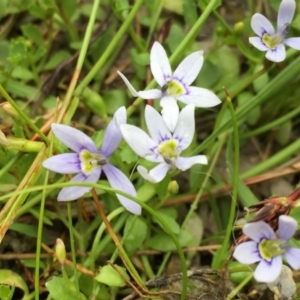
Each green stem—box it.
[67,202,79,291]
[74,0,144,96]
[214,94,239,269]
[226,274,253,300]
[0,153,21,182]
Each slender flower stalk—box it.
[118,41,221,132]
[121,104,207,183]
[233,215,300,282]
[42,107,141,215]
[249,0,300,62]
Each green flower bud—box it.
[2,137,43,152]
[55,238,66,265]
[167,180,179,195]
[233,22,244,35]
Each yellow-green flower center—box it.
[262,33,283,49]
[162,80,185,97]
[259,239,287,261]
[80,149,107,174]
[158,139,178,166]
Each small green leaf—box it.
[124,216,148,253]
[120,144,138,164]
[95,265,129,287]
[103,90,127,114]
[21,24,44,46]
[0,285,14,300]
[0,270,28,296]
[46,276,86,300]
[275,120,292,146]
[43,50,71,70]
[183,0,198,27]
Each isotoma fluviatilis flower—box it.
[118,41,221,132]
[233,215,300,282]
[120,104,207,183]
[42,107,141,215]
[249,0,300,62]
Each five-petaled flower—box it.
[120,104,207,183]
[118,41,221,132]
[233,215,300,282]
[42,107,141,215]
[249,0,300,62]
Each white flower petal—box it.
[137,89,162,99]
[173,51,204,86]
[266,44,286,62]
[150,42,172,87]
[176,86,221,108]
[285,247,300,270]
[117,71,139,97]
[137,163,170,183]
[175,155,207,171]
[145,105,172,144]
[243,221,276,242]
[254,256,282,282]
[278,215,297,240]
[51,124,98,153]
[103,164,141,215]
[160,96,179,132]
[43,153,81,174]
[173,104,195,151]
[121,124,160,162]
[249,36,269,51]
[57,169,101,201]
[284,37,300,50]
[277,0,295,30]
[251,13,275,37]
[233,241,261,264]
[101,106,126,157]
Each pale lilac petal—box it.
[173,104,195,151]
[284,37,300,50]
[173,51,204,86]
[249,36,269,51]
[233,241,261,264]
[243,221,276,242]
[150,42,172,87]
[278,215,297,240]
[277,0,295,30]
[176,86,221,107]
[145,105,171,144]
[251,13,275,36]
[101,106,126,157]
[117,71,139,97]
[42,153,81,174]
[137,89,162,99]
[285,247,300,269]
[51,124,98,153]
[57,169,101,201]
[175,155,207,171]
[137,163,170,183]
[121,124,161,162]
[254,256,282,282]
[160,96,179,132]
[266,44,286,62]
[103,164,141,215]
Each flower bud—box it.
[167,180,179,195]
[233,22,244,35]
[55,238,66,265]
[0,130,9,146]
[2,137,43,152]
[1,102,18,118]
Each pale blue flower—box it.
[121,104,207,183]
[42,107,141,215]
[249,0,300,62]
[233,215,300,282]
[118,41,221,132]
